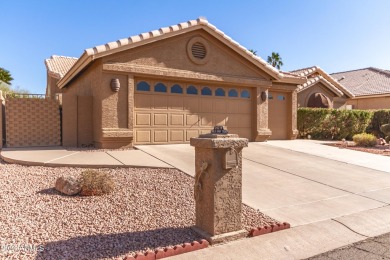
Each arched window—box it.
[215,88,225,96]
[136,81,150,91]
[228,89,238,97]
[240,90,250,98]
[187,85,198,95]
[201,87,212,96]
[307,93,330,108]
[171,84,183,94]
[154,83,167,92]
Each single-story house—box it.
[290,66,354,109]
[45,18,305,148]
[331,67,390,110]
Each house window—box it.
[187,85,198,95]
[278,95,285,101]
[136,81,150,91]
[154,83,167,92]
[215,88,225,96]
[201,87,212,96]
[240,90,250,98]
[228,89,238,97]
[268,93,273,99]
[171,84,183,94]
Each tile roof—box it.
[297,75,343,96]
[58,17,304,88]
[331,67,390,96]
[290,66,354,98]
[45,55,78,79]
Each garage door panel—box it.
[214,114,226,126]
[239,101,252,114]
[186,130,199,141]
[135,130,151,143]
[168,96,184,110]
[226,115,240,128]
[214,100,227,113]
[135,94,152,109]
[184,97,198,112]
[227,100,240,114]
[136,113,151,126]
[154,130,168,143]
[239,114,251,127]
[154,96,168,109]
[269,91,289,140]
[200,99,213,112]
[170,114,184,126]
[186,114,199,126]
[170,130,184,142]
[154,114,168,126]
[200,114,213,126]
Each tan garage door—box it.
[134,79,253,144]
[268,91,290,140]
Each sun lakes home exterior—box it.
[331,67,390,110]
[45,18,305,148]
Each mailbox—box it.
[223,147,238,169]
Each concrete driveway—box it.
[136,141,390,227]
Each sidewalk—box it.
[0,147,173,168]
[266,139,390,173]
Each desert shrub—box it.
[352,133,377,147]
[297,108,373,140]
[380,124,390,136]
[79,170,115,196]
[366,110,390,137]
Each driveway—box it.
[136,141,390,227]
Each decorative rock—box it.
[55,176,81,195]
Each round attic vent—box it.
[191,42,207,59]
[187,37,210,65]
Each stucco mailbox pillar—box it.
[190,131,248,244]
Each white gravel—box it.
[0,159,280,260]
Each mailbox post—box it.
[190,127,248,244]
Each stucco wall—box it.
[297,82,337,108]
[5,97,61,147]
[46,75,61,98]
[62,61,102,147]
[346,96,390,110]
[0,91,3,148]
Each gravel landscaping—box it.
[327,142,390,156]
[0,159,280,260]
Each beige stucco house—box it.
[331,67,390,110]
[45,18,305,148]
[290,66,355,109]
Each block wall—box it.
[5,98,61,147]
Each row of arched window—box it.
[136,81,250,98]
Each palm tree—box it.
[0,67,13,85]
[248,49,257,56]
[267,52,284,70]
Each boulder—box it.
[55,176,81,195]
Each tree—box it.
[248,49,257,55]
[0,67,13,85]
[267,52,284,70]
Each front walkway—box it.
[0,147,172,168]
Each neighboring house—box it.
[45,55,78,98]
[45,18,305,148]
[331,67,390,110]
[290,66,354,108]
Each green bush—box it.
[366,110,390,137]
[380,124,390,137]
[353,133,377,147]
[297,108,373,140]
[79,170,115,196]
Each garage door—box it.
[134,80,253,144]
[268,91,290,140]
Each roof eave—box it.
[58,53,93,89]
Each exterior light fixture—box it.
[110,78,120,92]
[261,91,267,101]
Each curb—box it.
[249,222,291,237]
[121,239,209,260]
